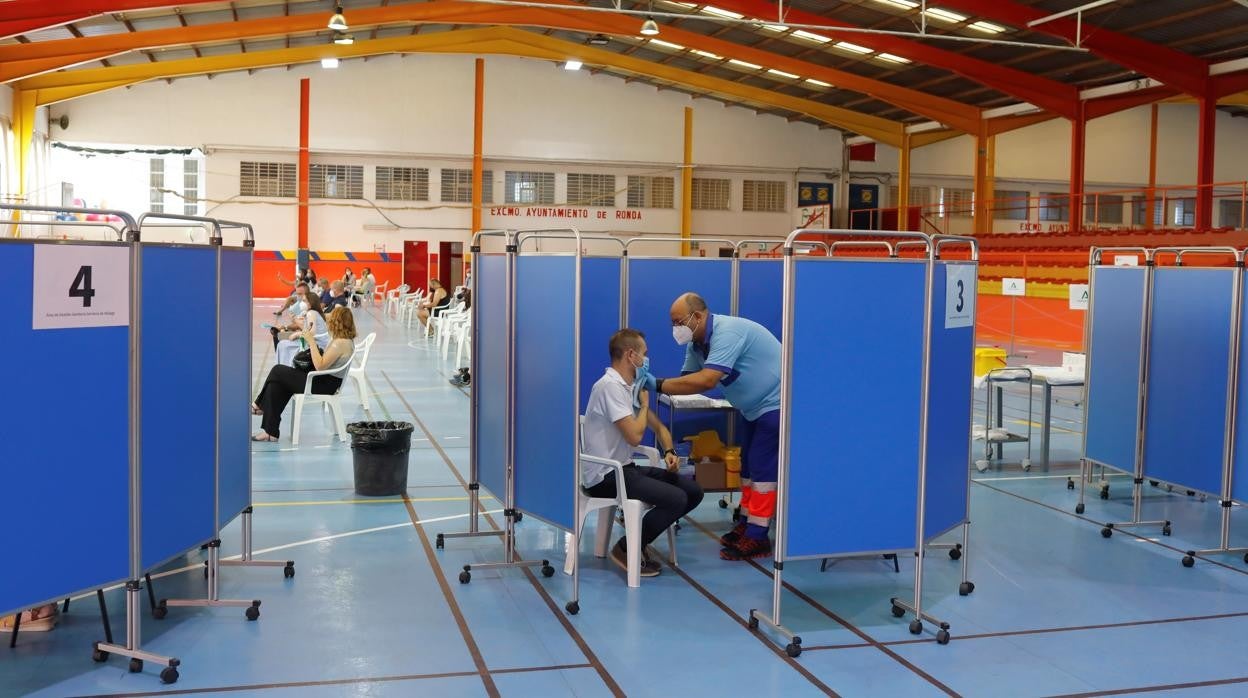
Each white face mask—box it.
[672,324,694,346]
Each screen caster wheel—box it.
[748,614,759,630]
[435,534,445,550]
[719,500,728,509]
[246,602,260,621]
[909,620,923,635]
[565,601,579,616]
[1100,486,1110,500]
[540,563,555,578]
[959,581,975,596]
[203,563,208,579]
[92,648,109,663]
[153,601,168,620]
[1182,553,1196,568]
[891,603,905,618]
[129,658,143,673]
[1242,552,1248,565]
[513,512,524,523]
[1149,480,1159,487]
[160,667,180,684]
[1075,503,1086,514]
[459,569,471,584]
[1021,458,1031,471]
[936,629,950,645]
[948,545,962,561]
[785,642,802,658]
[1101,527,1113,538]
[1162,524,1172,537]
[284,562,295,579]
[1067,478,1075,490]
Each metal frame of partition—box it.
[750,229,978,656]
[137,214,272,621]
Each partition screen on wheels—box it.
[142,244,218,570]
[736,259,784,339]
[1143,266,1236,497]
[1,239,132,617]
[1083,266,1148,474]
[513,254,578,530]
[217,247,254,526]
[783,258,926,559]
[474,252,509,502]
[1233,274,1248,505]
[579,257,622,411]
[626,258,732,383]
[923,261,975,539]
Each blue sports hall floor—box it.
[4,303,1248,697]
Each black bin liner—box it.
[347,421,414,496]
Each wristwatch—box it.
[664,448,677,457]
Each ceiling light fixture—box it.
[564,60,583,70]
[321,57,340,69]
[649,39,684,50]
[640,17,660,35]
[333,32,354,45]
[766,68,799,79]
[586,33,610,45]
[327,4,348,31]
[727,58,762,69]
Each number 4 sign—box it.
[945,264,976,329]
[32,244,130,330]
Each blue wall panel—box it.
[217,248,253,526]
[514,255,577,530]
[785,259,924,559]
[1230,273,1248,503]
[579,257,622,412]
[1,241,131,616]
[1084,267,1147,473]
[142,245,217,570]
[924,262,974,539]
[1143,268,1234,496]
[626,259,732,386]
[736,260,784,339]
[475,254,508,501]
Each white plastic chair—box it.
[564,417,678,588]
[453,318,471,367]
[400,289,426,327]
[371,280,389,306]
[385,284,410,317]
[437,304,469,359]
[290,359,353,445]
[347,332,378,411]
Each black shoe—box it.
[611,541,660,577]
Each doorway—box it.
[849,184,880,230]
[403,240,429,292]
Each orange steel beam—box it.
[1146,104,1158,231]
[0,0,225,40]
[298,78,309,257]
[17,27,908,144]
[0,1,978,133]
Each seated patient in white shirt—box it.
[583,329,705,578]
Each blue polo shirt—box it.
[682,314,781,421]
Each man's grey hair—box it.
[684,293,708,313]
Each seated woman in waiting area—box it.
[252,306,357,442]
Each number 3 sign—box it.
[32,244,130,330]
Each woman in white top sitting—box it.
[252,306,358,441]
[274,292,331,366]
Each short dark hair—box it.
[609,328,646,361]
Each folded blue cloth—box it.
[631,365,657,411]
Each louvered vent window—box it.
[310,164,364,199]
[377,166,429,201]
[567,173,616,207]
[626,175,675,209]
[691,177,731,210]
[240,161,297,198]
[742,180,787,213]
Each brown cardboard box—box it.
[694,458,727,490]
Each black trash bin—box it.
[347,421,414,496]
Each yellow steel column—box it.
[9,87,37,237]
[972,122,995,235]
[472,58,484,237]
[897,131,911,231]
[682,106,693,257]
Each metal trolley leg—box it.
[153,540,262,621]
[219,507,296,578]
[94,581,181,684]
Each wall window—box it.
[691,177,731,210]
[1038,192,1069,222]
[992,190,1028,221]
[940,187,974,217]
[742,180,787,213]
[240,161,297,198]
[376,166,429,201]
[566,173,616,207]
[1132,196,1163,226]
[1221,199,1246,229]
[626,175,674,209]
[182,158,200,215]
[1173,198,1195,227]
[888,185,932,208]
[149,157,165,213]
[1084,194,1123,225]
[505,170,555,205]
[310,164,363,199]
[440,168,493,204]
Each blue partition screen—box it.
[737,260,784,339]
[513,255,577,530]
[475,254,508,501]
[217,248,253,526]
[1231,274,1248,503]
[1,241,131,616]
[580,257,622,411]
[923,263,974,539]
[626,258,732,383]
[142,245,218,570]
[785,260,925,559]
[1143,268,1234,496]
[1084,267,1147,473]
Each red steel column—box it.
[1069,100,1087,234]
[1196,86,1216,230]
